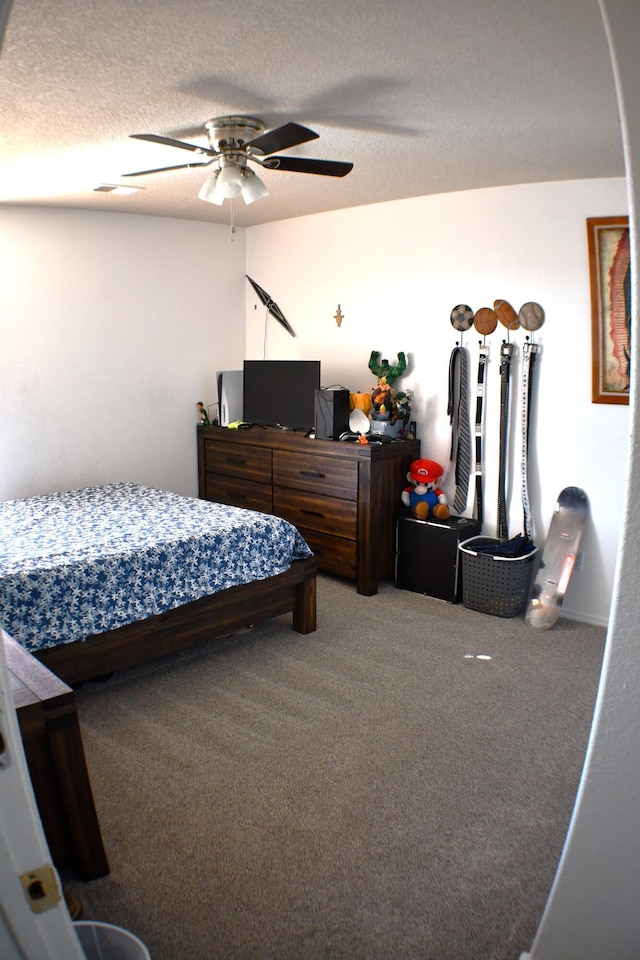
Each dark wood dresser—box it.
[198,425,419,595]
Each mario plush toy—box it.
[401,459,450,521]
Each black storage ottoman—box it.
[395,514,480,602]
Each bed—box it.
[0,483,316,685]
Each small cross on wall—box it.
[334,304,344,327]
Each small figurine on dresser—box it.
[196,401,210,425]
[371,375,392,416]
[401,459,450,521]
[368,350,412,437]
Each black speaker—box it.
[314,389,351,439]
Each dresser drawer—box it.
[205,439,272,483]
[273,450,358,499]
[297,527,357,579]
[206,472,273,513]
[273,487,357,539]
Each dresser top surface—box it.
[198,425,419,462]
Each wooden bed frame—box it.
[34,557,317,686]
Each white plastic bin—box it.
[74,920,151,960]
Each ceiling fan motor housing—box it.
[205,116,265,154]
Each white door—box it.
[0,629,86,960]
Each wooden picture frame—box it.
[588,215,631,404]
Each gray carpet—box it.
[63,573,606,960]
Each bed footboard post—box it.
[293,564,317,634]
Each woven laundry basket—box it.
[458,536,538,618]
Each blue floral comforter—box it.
[0,483,313,652]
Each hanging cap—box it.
[494,299,520,330]
[519,301,545,331]
[450,304,475,332]
[474,307,498,335]
[409,459,444,483]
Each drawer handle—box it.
[300,508,324,518]
[229,458,247,466]
[299,470,325,479]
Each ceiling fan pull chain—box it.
[229,198,236,242]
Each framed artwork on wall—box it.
[588,215,631,404]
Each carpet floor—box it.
[62,573,606,960]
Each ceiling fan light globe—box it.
[241,169,269,205]
[198,172,225,205]
[217,164,243,198]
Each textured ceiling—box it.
[0,0,624,227]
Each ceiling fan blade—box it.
[264,156,353,177]
[123,161,213,177]
[245,122,318,156]
[130,133,217,157]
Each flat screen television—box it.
[243,360,321,431]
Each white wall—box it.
[246,177,629,626]
[0,208,246,499]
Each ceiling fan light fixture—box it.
[241,168,269,205]
[217,163,243,199]
[198,170,225,205]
